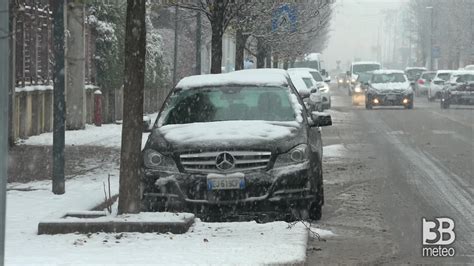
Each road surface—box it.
[306,84,473,264]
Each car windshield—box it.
[421,72,436,80]
[310,71,324,81]
[405,69,425,80]
[437,73,451,81]
[353,64,380,74]
[456,74,474,83]
[302,77,314,88]
[371,73,406,83]
[161,86,297,125]
[357,72,372,82]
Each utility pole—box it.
[195,11,201,75]
[0,0,10,263]
[52,0,66,194]
[426,6,434,70]
[172,5,179,86]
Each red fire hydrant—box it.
[94,90,102,127]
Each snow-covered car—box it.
[404,67,427,85]
[288,68,331,109]
[428,70,454,101]
[350,72,372,105]
[365,70,413,109]
[440,73,474,109]
[415,71,436,96]
[288,70,323,112]
[141,69,332,221]
[464,65,474,71]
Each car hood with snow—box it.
[370,82,411,93]
[147,120,305,155]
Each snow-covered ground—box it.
[19,113,158,149]
[6,154,332,265]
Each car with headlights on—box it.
[365,70,413,109]
[440,72,474,109]
[350,72,372,105]
[289,68,331,109]
[141,69,332,221]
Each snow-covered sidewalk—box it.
[6,164,314,265]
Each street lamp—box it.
[426,6,434,70]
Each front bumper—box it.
[442,91,474,105]
[367,93,413,106]
[142,162,314,211]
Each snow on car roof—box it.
[176,69,289,89]
[372,69,405,74]
[288,67,320,73]
[436,70,455,74]
[405,67,427,70]
[352,61,381,65]
[451,70,474,75]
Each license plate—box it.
[207,173,245,190]
[386,94,397,100]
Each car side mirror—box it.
[299,90,310,99]
[309,112,332,127]
[324,77,331,83]
[143,115,152,132]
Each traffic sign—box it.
[432,46,441,59]
[272,4,297,33]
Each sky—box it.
[321,0,406,72]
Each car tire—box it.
[308,163,323,221]
[441,99,450,109]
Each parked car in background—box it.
[428,70,454,101]
[365,70,413,109]
[405,67,427,89]
[288,68,331,110]
[350,71,372,105]
[464,65,474,71]
[415,71,436,96]
[440,72,474,108]
[141,69,332,221]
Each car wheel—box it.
[441,99,450,109]
[308,164,323,221]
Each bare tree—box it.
[118,0,146,214]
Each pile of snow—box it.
[159,120,299,143]
[323,144,347,158]
[15,85,53,93]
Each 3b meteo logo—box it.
[422,217,456,257]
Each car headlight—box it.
[354,86,362,93]
[274,144,309,167]
[339,79,343,83]
[143,149,179,172]
[351,78,356,83]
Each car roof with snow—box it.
[372,69,405,75]
[405,67,427,70]
[176,69,289,90]
[352,61,381,65]
[436,70,455,74]
[451,70,474,75]
[288,67,320,73]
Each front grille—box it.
[180,151,271,173]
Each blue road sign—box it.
[432,46,441,59]
[272,4,297,33]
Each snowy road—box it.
[306,85,473,264]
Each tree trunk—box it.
[256,38,265,68]
[265,46,271,68]
[235,30,248,71]
[118,0,146,215]
[273,53,279,68]
[210,28,223,74]
[283,59,289,70]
